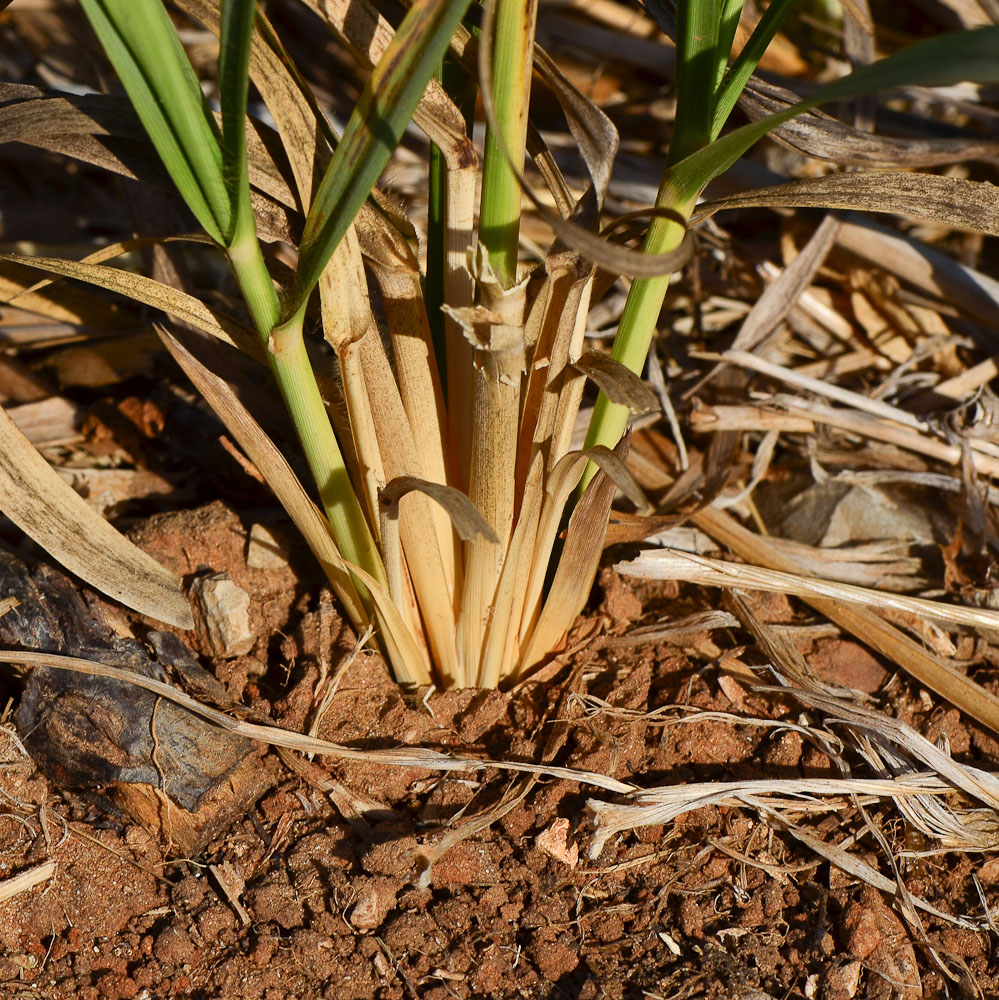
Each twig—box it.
[697,349,930,432]
[0,860,55,903]
[616,549,999,631]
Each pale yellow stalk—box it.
[453,251,527,684]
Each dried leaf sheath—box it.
[519,455,619,676]
[359,220,458,594]
[319,241,384,534]
[516,253,593,489]
[479,452,545,687]
[451,254,527,685]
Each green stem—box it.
[269,306,386,588]
[228,229,384,589]
[228,220,280,333]
[580,0,804,487]
[478,0,538,289]
[579,3,719,490]
[580,198,693,490]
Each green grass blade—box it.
[712,0,796,139]
[79,0,230,244]
[284,0,473,321]
[217,0,281,334]
[674,26,999,202]
[218,0,256,240]
[669,0,722,164]
[715,0,744,92]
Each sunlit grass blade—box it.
[354,327,462,683]
[712,0,795,137]
[79,0,230,244]
[218,0,255,213]
[669,0,722,164]
[153,0,380,597]
[579,0,718,473]
[216,1,283,340]
[267,313,387,593]
[714,0,743,92]
[283,0,474,323]
[479,453,543,687]
[175,0,331,205]
[478,0,539,288]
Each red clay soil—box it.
[1,502,998,1000]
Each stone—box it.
[191,572,255,658]
[246,522,291,570]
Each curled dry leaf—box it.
[380,476,499,544]
[574,350,660,415]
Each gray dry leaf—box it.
[696,172,999,238]
[740,77,999,167]
[0,83,297,242]
[2,251,262,361]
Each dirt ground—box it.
[1,499,998,1000]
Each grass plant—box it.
[3,0,999,690]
